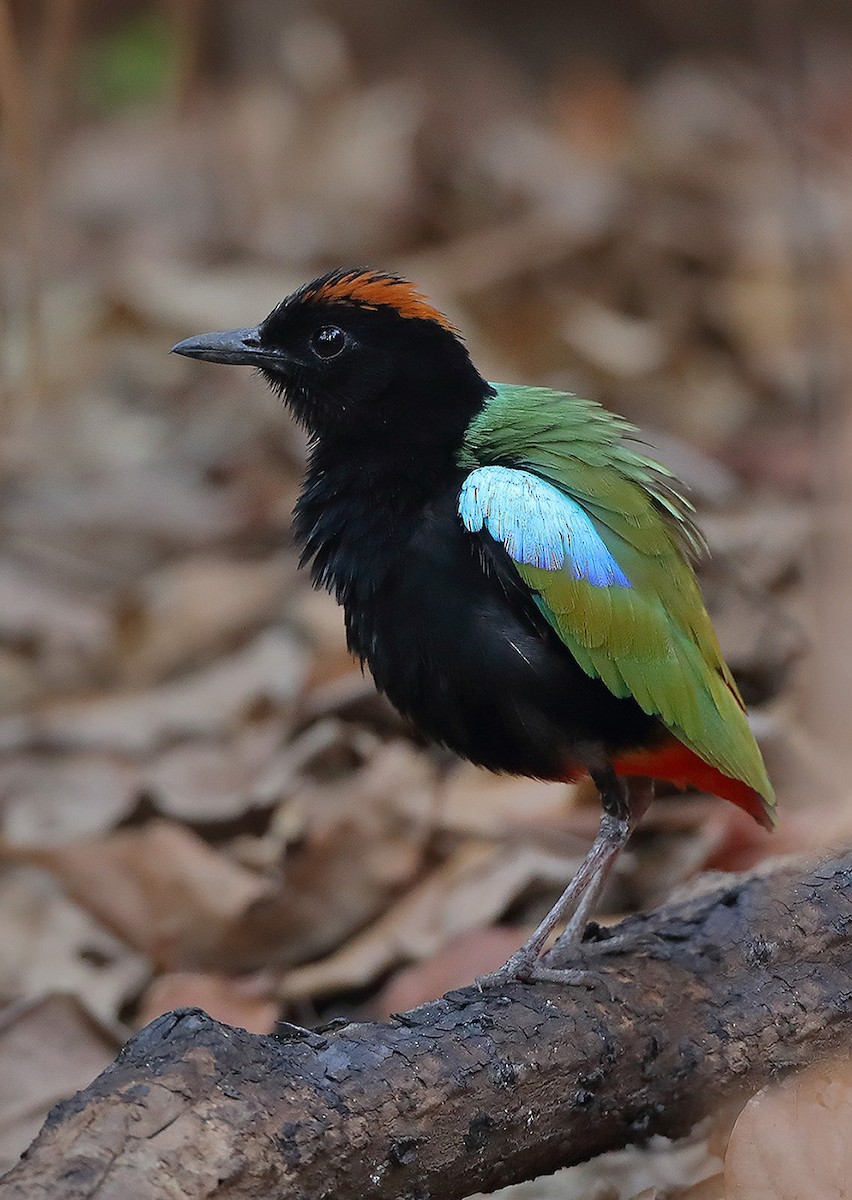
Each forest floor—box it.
[1,5,851,1196]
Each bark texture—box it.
[2,852,852,1200]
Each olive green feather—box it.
[459,384,775,820]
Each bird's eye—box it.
[310,325,346,360]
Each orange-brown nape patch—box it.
[300,269,459,334]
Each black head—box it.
[172,268,491,450]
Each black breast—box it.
[335,479,661,779]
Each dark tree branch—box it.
[2,852,852,1200]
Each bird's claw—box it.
[475,950,537,990]
[522,964,594,986]
[475,952,594,990]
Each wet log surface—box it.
[2,853,852,1200]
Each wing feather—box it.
[459,384,774,815]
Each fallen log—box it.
[2,852,852,1200]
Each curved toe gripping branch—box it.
[478,774,654,987]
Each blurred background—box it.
[0,0,850,1194]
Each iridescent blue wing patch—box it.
[458,466,631,588]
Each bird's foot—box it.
[475,949,537,990]
[475,954,595,989]
[475,945,594,990]
[522,964,595,986]
[475,776,654,991]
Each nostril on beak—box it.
[243,334,260,348]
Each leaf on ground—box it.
[725,1055,852,1200]
[0,557,113,711]
[216,741,435,970]
[561,293,670,378]
[297,669,406,734]
[8,821,272,971]
[0,555,111,669]
[115,259,300,335]
[0,993,119,1173]
[436,762,579,836]
[115,553,291,684]
[697,805,813,874]
[6,465,238,549]
[276,840,581,1001]
[140,723,285,823]
[0,753,141,842]
[6,629,307,754]
[699,577,801,704]
[699,504,810,591]
[372,926,529,1015]
[0,867,149,1023]
[136,971,279,1034]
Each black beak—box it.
[171,326,278,367]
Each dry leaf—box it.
[725,1056,852,1200]
[562,294,670,378]
[277,841,581,1001]
[12,821,272,971]
[6,465,237,549]
[372,926,530,1015]
[12,629,307,753]
[116,554,291,684]
[141,723,284,823]
[436,762,578,837]
[0,994,119,1173]
[0,867,149,1023]
[114,259,299,335]
[0,556,110,657]
[136,971,279,1035]
[0,753,140,843]
[217,741,435,969]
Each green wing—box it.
[459,384,775,817]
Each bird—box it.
[172,267,775,985]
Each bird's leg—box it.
[537,774,654,975]
[476,771,653,988]
[549,773,654,953]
